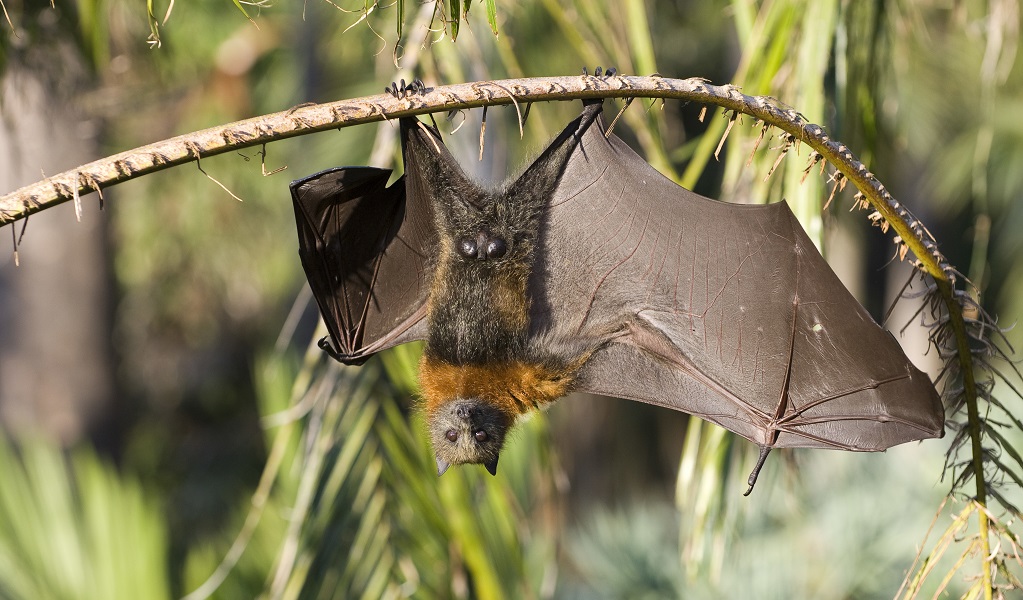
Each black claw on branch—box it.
[385,78,428,99]
[582,66,618,79]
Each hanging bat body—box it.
[291,100,944,488]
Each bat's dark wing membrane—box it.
[531,103,944,451]
[291,142,437,363]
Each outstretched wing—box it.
[532,103,944,451]
[291,124,439,363]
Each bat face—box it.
[292,101,944,488]
[428,398,509,476]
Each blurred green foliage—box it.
[0,436,170,600]
[0,0,1021,597]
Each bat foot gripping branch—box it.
[743,446,772,496]
[386,78,427,99]
[582,66,617,79]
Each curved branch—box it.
[0,73,952,283]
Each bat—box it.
[290,99,944,492]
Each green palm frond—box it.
[185,335,561,599]
[0,437,170,600]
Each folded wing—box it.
[291,127,438,363]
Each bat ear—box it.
[436,456,450,476]
[484,456,499,476]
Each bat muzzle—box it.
[428,397,511,476]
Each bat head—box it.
[428,398,512,476]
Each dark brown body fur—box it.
[406,121,591,473]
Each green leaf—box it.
[484,0,498,35]
[230,0,255,26]
[625,0,656,76]
[146,0,161,47]
[448,0,460,40]
[396,0,404,39]
[0,437,170,600]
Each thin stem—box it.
[942,274,993,598]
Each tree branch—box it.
[0,73,947,282]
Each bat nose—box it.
[454,402,474,420]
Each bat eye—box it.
[446,430,458,443]
[474,430,488,442]
[457,238,478,258]
[485,238,507,259]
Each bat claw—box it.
[316,336,371,366]
[385,78,428,99]
[743,446,772,496]
[317,336,343,361]
[581,66,619,79]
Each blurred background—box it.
[0,0,1020,597]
